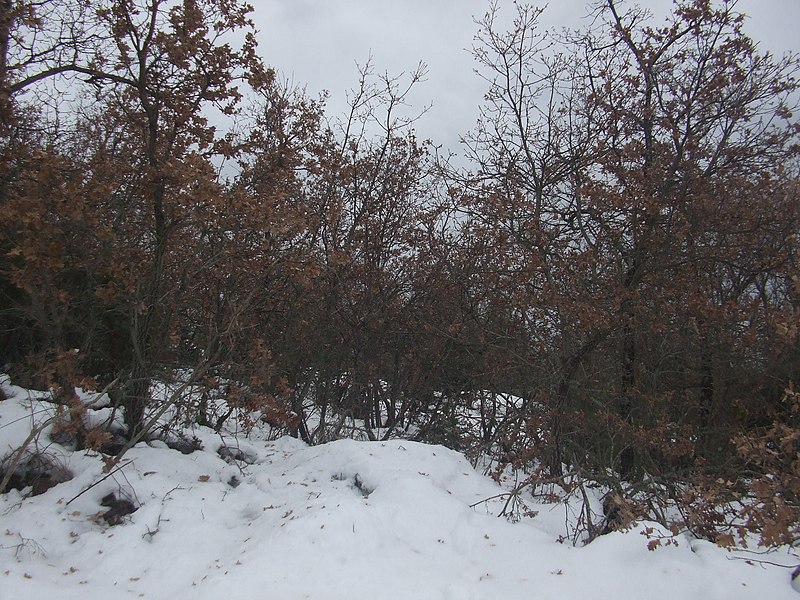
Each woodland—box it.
[0,0,799,548]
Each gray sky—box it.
[253,0,800,153]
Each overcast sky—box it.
[253,0,800,153]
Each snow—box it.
[1,374,798,599]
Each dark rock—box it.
[164,433,203,455]
[100,492,137,525]
[218,446,256,464]
[0,452,73,496]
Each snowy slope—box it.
[1,376,797,599]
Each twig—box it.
[143,485,183,541]
[65,459,133,505]
[726,556,798,569]
[469,492,512,508]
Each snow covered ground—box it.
[1,374,798,599]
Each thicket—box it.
[0,0,798,546]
